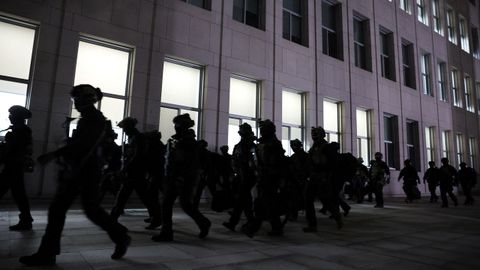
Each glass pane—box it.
[323,100,338,132]
[282,91,302,125]
[229,77,257,118]
[283,0,301,14]
[329,133,338,143]
[0,21,35,79]
[159,107,178,141]
[74,41,130,96]
[283,10,290,40]
[0,80,27,136]
[228,118,241,154]
[180,109,199,137]
[356,109,368,137]
[161,61,200,108]
[233,0,244,22]
[282,126,290,156]
[291,127,302,141]
[425,127,431,146]
[359,138,369,163]
[291,14,302,44]
[100,97,125,144]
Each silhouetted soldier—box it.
[0,105,34,231]
[329,142,353,218]
[218,145,233,189]
[457,162,476,205]
[20,85,130,266]
[369,152,390,208]
[223,123,256,231]
[352,157,368,203]
[398,159,421,203]
[242,119,285,237]
[287,139,308,221]
[152,113,211,242]
[423,161,440,203]
[303,127,342,232]
[110,117,162,230]
[193,139,216,209]
[439,158,458,208]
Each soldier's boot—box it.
[9,222,32,231]
[152,230,173,242]
[111,235,131,260]
[19,253,56,266]
[198,219,211,239]
[145,216,162,230]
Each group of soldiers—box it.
[0,84,477,266]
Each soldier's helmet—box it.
[8,105,32,119]
[117,117,138,129]
[357,157,364,164]
[428,161,435,166]
[290,139,303,148]
[258,119,276,133]
[311,126,326,139]
[238,123,254,137]
[70,84,103,105]
[173,113,195,129]
[460,162,467,168]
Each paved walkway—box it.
[1,197,479,269]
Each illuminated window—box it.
[228,76,259,153]
[160,59,203,141]
[400,0,412,14]
[384,113,399,169]
[437,62,447,101]
[441,131,450,160]
[323,100,341,147]
[356,109,371,163]
[451,68,461,107]
[460,16,470,53]
[417,0,428,26]
[72,38,132,144]
[464,75,474,112]
[0,17,36,136]
[425,126,435,163]
[420,53,432,95]
[447,7,457,44]
[432,0,443,35]
[282,90,304,156]
[468,137,476,168]
[456,133,464,167]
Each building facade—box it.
[1,0,479,196]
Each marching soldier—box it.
[457,162,476,205]
[439,158,458,208]
[398,159,421,203]
[369,152,390,208]
[423,161,440,203]
[0,105,34,231]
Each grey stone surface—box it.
[1,197,480,269]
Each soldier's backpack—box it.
[143,131,166,176]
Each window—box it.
[420,53,432,95]
[283,0,306,45]
[181,0,211,10]
[476,82,480,115]
[417,0,428,26]
[432,0,443,35]
[425,126,435,163]
[322,0,343,60]
[384,114,399,169]
[468,137,476,168]
[0,17,37,137]
[437,62,447,101]
[402,41,415,88]
[233,0,263,29]
[464,75,474,112]
[446,7,457,44]
[356,109,371,164]
[451,68,461,107]
[400,0,412,14]
[282,91,304,156]
[472,27,480,59]
[459,16,470,53]
[160,59,203,141]
[73,38,132,143]
[456,133,464,166]
[406,120,420,169]
[323,100,341,146]
[353,15,370,70]
[441,131,450,160]
[380,27,395,81]
[228,76,259,153]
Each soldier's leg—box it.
[178,181,211,238]
[134,178,162,228]
[374,183,384,207]
[9,168,33,224]
[447,189,458,206]
[440,187,448,207]
[0,170,12,199]
[303,180,318,230]
[110,181,135,220]
[152,181,178,241]
[37,180,78,255]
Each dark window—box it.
[380,27,395,81]
[472,27,480,59]
[283,0,307,46]
[181,0,211,10]
[438,62,447,101]
[322,1,343,60]
[353,15,371,71]
[402,41,415,88]
[233,0,264,29]
[406,120,420,169]
[384,114,399,169]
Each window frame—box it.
[446,7,457,44]
[468,137,476,169]
[464,74,474,112]
[451,68,462,107]
[282,90,305,156]
[160,57,205,139]
[356,108,372,164]
[432,0,443,35]
[459,16,470,53]
[417,0,429,26]
[420,53,432,96]
[322,0,343,60]
[425,126,435,164]
[283,0,306,46]
[441,130,451,160]
[380,27,395,81]
[353,15,370,70]
[437,61,447,101]
[383,113,399,169]
[402,41,415,89]
[400,0,412,14]
[323,99,342,148]
[456,133,465,167]
[233,0,263,29]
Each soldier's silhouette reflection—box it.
[20,85,130,266]
[0,105,34,231]
[152,113,211,242]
